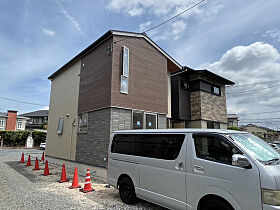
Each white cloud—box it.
[106,0,206,17]
[40,106,49,110]
[42,29,55,36]
[55,0,85,37]
[263,27,280,42]
[139,21,152,32]
[149,20,187,41]
[107,0,222,42]
[202,42,280,126]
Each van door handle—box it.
[193,165,204,173]
[175,162,184,170]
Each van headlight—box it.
[262,189,280,206]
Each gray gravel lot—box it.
[0,149,164,210]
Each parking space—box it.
[0,149,164,210]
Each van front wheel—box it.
[200,199,233,210]
[119,177,137,204]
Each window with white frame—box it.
[0,120,4,128]
[78,113,88,133]
[120,46,129,94]
[122,46,129,77]
[17,120,22,129]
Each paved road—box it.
[0,149,164,210]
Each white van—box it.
[107,129,280,210]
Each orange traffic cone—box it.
[33,157,40,170]
[41,152,45,162]
[69,167,81,189]
[26,154,32,166]
[80,168,95,193]
[58,164,69,183]
[42,160,52,176]
[20,153,24,163]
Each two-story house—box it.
[0,110,29,131]
[20,110,49,130]
[46,30,233,168]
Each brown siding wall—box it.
[111,36,168,114]
[78,37,113,113]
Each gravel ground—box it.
[0,149,165,210]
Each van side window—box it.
[157,135,185,160]
[193,135,240,165]
[111,134,185,160]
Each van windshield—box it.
[229,133,280,163]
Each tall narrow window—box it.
[122,46,129,77]
[121,46,129,94]
[57,118,64,135]
[120,75,128,94]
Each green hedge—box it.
[0,130,46,147]
[32,131,46,146]
[227,126,241,131]
[0,131,30,147]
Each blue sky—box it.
[1,0,280,129]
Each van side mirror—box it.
[232,154,252,169]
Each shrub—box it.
[0,131,30,147]
[32,131,47,146]
[227,126,241,131]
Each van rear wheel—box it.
[200,199,233,210]
[119,177,137,204]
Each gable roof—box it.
[48,30,182,80]
[20,110,49,117]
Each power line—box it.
[114,0,206,45]
[240,121,280,123]
[0,96,48,106]
[227,83,280,95]
[240,117,280,121]
[143,0,206,33]
[227,80,280,88]
[238,110,280,115]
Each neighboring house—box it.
[20,110,49,130]
[227,114,239,127]
[0,110,29,131]
[171,67,234,129]
[241,124,278,141]
[46,30,233,168]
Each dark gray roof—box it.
[0,112,7,118]
[227,114,238,119]
[0,112,29,119]
[172,67,235,85]
[20,110,49,117]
